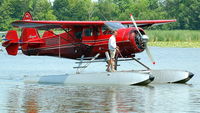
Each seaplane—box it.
[1,12,194,85]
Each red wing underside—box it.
[12,20,176,30]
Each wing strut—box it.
[46,30,74,43]
[62,28,76,41]
[132,57,150,70]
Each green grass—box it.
[148,41,200,48]
[146,30,200,42]
[146,30,200,48]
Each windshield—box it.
[104,22,125,31]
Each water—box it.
[0,47,200,113]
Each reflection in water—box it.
[7,85,23,113]
[24,88,39,113]
[2,82,200,113]
[22,85,155,113]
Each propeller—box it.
[130,14,155,64]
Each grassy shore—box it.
[146,30,200,42]
[148,41,200,48]
[146,30,200,48]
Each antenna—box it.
[100,11,108,21]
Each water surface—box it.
[0,47,200,113]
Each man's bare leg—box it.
[106,60,111,72]
[111,58,116,72]
[105,51,111,72]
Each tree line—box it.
[0,0,199,31]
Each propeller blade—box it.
[130,14,142,37]
[130,14,155,64]
[146,45,155,64]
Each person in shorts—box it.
[106,30,118,72]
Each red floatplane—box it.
[2,12,194,85]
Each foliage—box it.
[0,0,56,30]
[32,0,56,20]
[162,0,200,30]
[95,0,118,20]
[53,0,93,21]
[0,0,200,30]
[0,0,13,30]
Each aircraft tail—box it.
[2,30,19,55]
[2,12,41,55]
[20,12,40,42]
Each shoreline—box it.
[148,41,200,48]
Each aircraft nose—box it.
[142,35,149,43]
[149,75,155,81]
[188,72,194,78]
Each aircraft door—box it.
[82,27,98,46]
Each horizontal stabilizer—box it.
[2,30,19,55]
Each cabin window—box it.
[75,31,82,39]
[93,27,100,36]
[84,28,92,36]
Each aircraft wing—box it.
[12,20,176,30]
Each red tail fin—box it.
[2,12,42,55]
[2,30,19,55]
[22,11,33,20]
[21,12,40,42]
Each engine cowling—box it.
[116,27,147,55]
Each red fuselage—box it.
[21,26,146,59]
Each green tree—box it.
[9,0,35,20]
[0,0,56,30]
[9,0,56,20]
[95,0,118,20]
[0,0,199,30]
[85,0,98,20]
[53,0,93,21]
[163,0,200,29]
[32,0,56,20]
[0,0,13,30]
[113,0,167,20]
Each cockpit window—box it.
[102,26,112,35]
[104,22,125,31]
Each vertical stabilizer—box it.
[20,12,40,42]
[22,12,33,21]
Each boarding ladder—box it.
[74,53,100,74]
